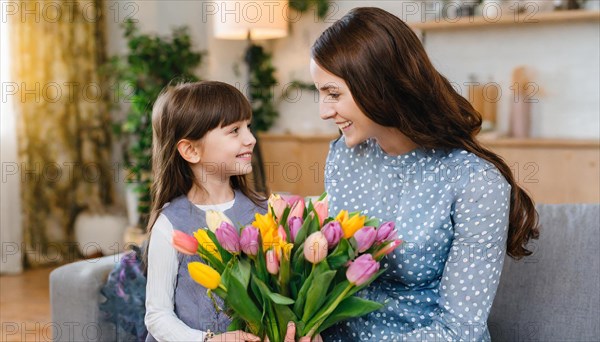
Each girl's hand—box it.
[210,330,261,341]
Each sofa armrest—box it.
[50,254,124,342]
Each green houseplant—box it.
[108,19,204,230]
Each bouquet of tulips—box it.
[172,193,402,341]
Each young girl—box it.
[144,81,266,342]
[310,7,539,341]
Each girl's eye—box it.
[231,127,239,134]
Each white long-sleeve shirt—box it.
[145,200,234,341]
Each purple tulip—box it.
[346,254,380,286]
[376,222,397,243]
[354,226,376,253]
[321,221,343,249]
[240,226,259,256]
[266,249,280,275]
[288,216,303,243]
[215,221,240,254]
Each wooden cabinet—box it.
[259,133,600,203]
[258,133,337,197]
[479,138,599,204]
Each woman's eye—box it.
[329,93,340,99]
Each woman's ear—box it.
[176,139,201,164]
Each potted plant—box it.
[107,19,205,232]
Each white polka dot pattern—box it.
[321,137,510,342]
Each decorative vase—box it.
[74,211,128,257]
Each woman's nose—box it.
[319,102,336,120]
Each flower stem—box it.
[304,283,354,337]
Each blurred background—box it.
[1,0,598,340]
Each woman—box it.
[310,7,539,341]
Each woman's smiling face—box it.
[310,58,384,148]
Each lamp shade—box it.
[213,1,288,40]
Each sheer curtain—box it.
[7,0,114,268]
[1,6,23,274]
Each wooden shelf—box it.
[409,9,599,31]
[258,132,338,143]
[479,138,600,149]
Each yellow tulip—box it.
[335,210,366,238]
[188,262,221,290]
[206,210,233,233]
[280,242,294,261]
[193,229,222,261]
[252,212,280,250]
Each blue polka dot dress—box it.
[321,137,510,342]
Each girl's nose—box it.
[245,131,257,146]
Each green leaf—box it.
[308,215,320,235]
[206,229,233,264]
[196,246,225,274]
[225,276,262,335]
[317,192,328,201]
[364,217,380,227]
[293,268,313,318]
[227,316,246,331]
[273,304,299,341]
[255,236,269,282]
[252,277,295,305]
[316,297,384,334]
[231,258,251,288]
[326,238,352,269]
[301,270,336,322]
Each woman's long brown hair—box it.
[312,7,539,259]
[143,81,266,269]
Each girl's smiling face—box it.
[197,119,256,177]
[310,58,384,148]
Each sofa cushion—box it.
[489,204,600,341]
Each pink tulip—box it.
[346,254,380,286]
[321,221,343,249]
[303,231,328,264]
[276,225,286,242]
[376,222,397,243]
[282,194,303,206]
[313,197,329,226]
[354,226,377,253]
[172,230,199,255]
[288,216,303,243]
[373,239,402,259]
[268,194,288,220]
[288,198,305,219]
[240,226,259,256]
[215,221,240,254]
[266,249,280,274]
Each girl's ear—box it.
[176,139,201,164]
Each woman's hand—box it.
[210,330,261,341]
[281,322,324,342]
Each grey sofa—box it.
[50,204,600,341]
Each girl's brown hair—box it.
[145,81,265,244]
[312,7,539,259]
